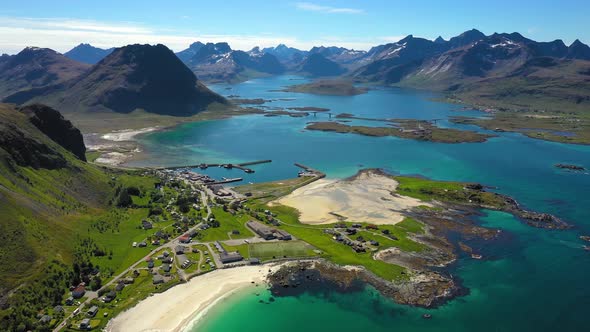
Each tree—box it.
[127,186,141,196]
[116,190,132,207]
[89,276,102,291]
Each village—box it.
[50,162,428,332]
[53,163,329,331]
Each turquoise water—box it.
[130,76,590,331]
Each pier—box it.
[206,178,243,185]
[162,159,272,174]
[294,162,326,178]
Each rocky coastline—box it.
[267,260,463,308]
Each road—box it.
[54,184,213,332]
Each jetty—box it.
[162,159,272,174]
[206,178,243,185]
[294,162,326,178]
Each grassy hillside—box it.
[0,104,179,331]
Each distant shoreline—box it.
[85,126,163,166]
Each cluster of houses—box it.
[246,220,292,241]
[179,229,199,243]
[325,223,382,253]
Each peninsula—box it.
[306,121,493,143]
[281,80,369,96]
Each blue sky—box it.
[0,0,588,54]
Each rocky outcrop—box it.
[0,121,67,169]
[267,260,461,308]
[20,104,86,161]
[555,163,586,171]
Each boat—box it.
[422,314,432,319]
[471,254,483,259]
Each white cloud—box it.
[295,2,364,14]
[0,16,389,54]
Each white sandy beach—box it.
[106,265,277,332]
[84,127,159,166]
[101,127,160,142]
[275,171,429,225]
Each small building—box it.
[153,275,165,285]
[249,258,261,265]
[179,235,190,243]
[103,291,117,303]
[147,261,155,269]
[115,282,125,292]
[175,245,186,254]
[87,305,99,317]
[247,220,275,240]
[38,315,52,324]
[345,228,357,235]
[138,241,147,247]
[80,318,91,330]
[54,305,64,313]
[163,251,170,257]
[370,240,380,246]
[123,277,135,284]
[220,252,243,264]
[161,264,171,273]
[274,229,292,241]
[142,220,153,230]
[65,296,74,305]
[72,286,86,299]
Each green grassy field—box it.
[394,175,509,208]
[233,176,316,202]
[197,207,255,242]
[248,241,318,261]
[260,204,421,281]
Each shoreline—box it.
[105,265,280,332]
[85,126,163,166]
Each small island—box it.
[282,80,369,96]
[287,106,330,112]
[555,163,586,171]
[450,113,590,145]
[305,120,494,143]
[229,98,270,105]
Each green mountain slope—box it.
[0,103,164,331]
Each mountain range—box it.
[1,29,589,115]
[64,43,114,64]
[4,44,226,116]
[0,47,90,99]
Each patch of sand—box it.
[101,127,160,141]
[85,127,159,166]
[106,265,279,332]
[275,170,429,225]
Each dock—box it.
[162,160,272,174]
[206,178,243,185]
[294,162,326,178]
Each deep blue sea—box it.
[129,76,590,331]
